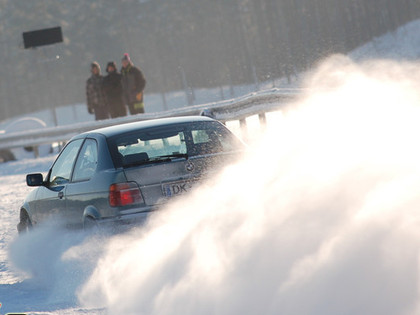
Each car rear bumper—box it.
[97,205,158,227]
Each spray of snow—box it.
[50,55,420,314]
[7,224,108,313]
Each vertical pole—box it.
[219,85,225,100]
[42,49,59,126]
[259,112,267,128]
[72,103,78,122]
[33,146,39,158]
[51,108,59,126]
[239,118,248,141]
[161,92,168,111]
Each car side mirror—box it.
[26,173,44,187]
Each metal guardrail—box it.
[0,88,299,151]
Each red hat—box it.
[122,53,131,62]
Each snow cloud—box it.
[11,55,420,315]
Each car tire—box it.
[17,210,32,234]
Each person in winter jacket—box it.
[121,53,146,114]
[103,61,127,118]
[86,62,109,120]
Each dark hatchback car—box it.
[18,116,244,233]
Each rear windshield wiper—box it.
[122,153,188,167]
[146,153,189,163]
[155,153,188,160]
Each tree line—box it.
[0,0,419,120]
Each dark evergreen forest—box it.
[0,0,419,119]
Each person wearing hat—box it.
[121,53,146,114]
[86,62,109,120]
[103,61,127,118]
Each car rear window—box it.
[108,121,242,168]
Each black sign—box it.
[23,26,63,49]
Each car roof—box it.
[75,116,217,139]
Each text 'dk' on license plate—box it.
[162,180,197,197]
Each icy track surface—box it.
[3,57,420,314]
[0,155,108,314]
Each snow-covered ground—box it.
[1,20,420,315]
[349,19,420,61]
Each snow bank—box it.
[350,19,420,61]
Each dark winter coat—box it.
[103,71,127,118]
[121,65,146,105]
[86,74,109,120]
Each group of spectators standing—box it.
[86,53,146,120]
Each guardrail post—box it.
[239,118,248,140]
[259,112,266,128]
[33,146,39,158]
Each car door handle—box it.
[58,191,64,199]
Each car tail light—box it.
[109,182,144,207]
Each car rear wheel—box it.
[17,210,32,234]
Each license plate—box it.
[162,180,197,197]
